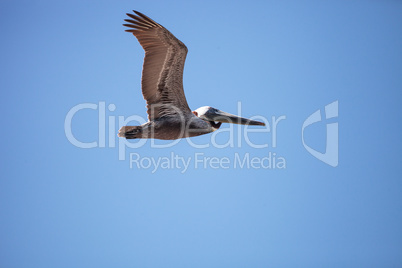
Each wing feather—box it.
[124,11,191,120]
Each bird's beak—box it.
[201,109,265,126]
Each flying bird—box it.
[118,10,265,140]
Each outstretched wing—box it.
[123,11,191,121]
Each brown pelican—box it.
[118,11,265,140]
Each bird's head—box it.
[192,106,265,130]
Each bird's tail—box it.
[118,126,142,139]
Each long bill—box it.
[203,109,265,126]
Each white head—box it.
[192,106,265,126]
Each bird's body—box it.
[120,113,217,140]
[118,11,264,140]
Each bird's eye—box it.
[192,111,198,116]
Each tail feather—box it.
[118,126,142,139]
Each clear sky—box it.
[1,0,401,267]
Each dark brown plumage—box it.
[123,11,191,121]
[118,11,265,140]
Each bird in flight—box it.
[118,10,265,140]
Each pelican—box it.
[118,11,265,140]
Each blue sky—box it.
[1,0,401,267]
